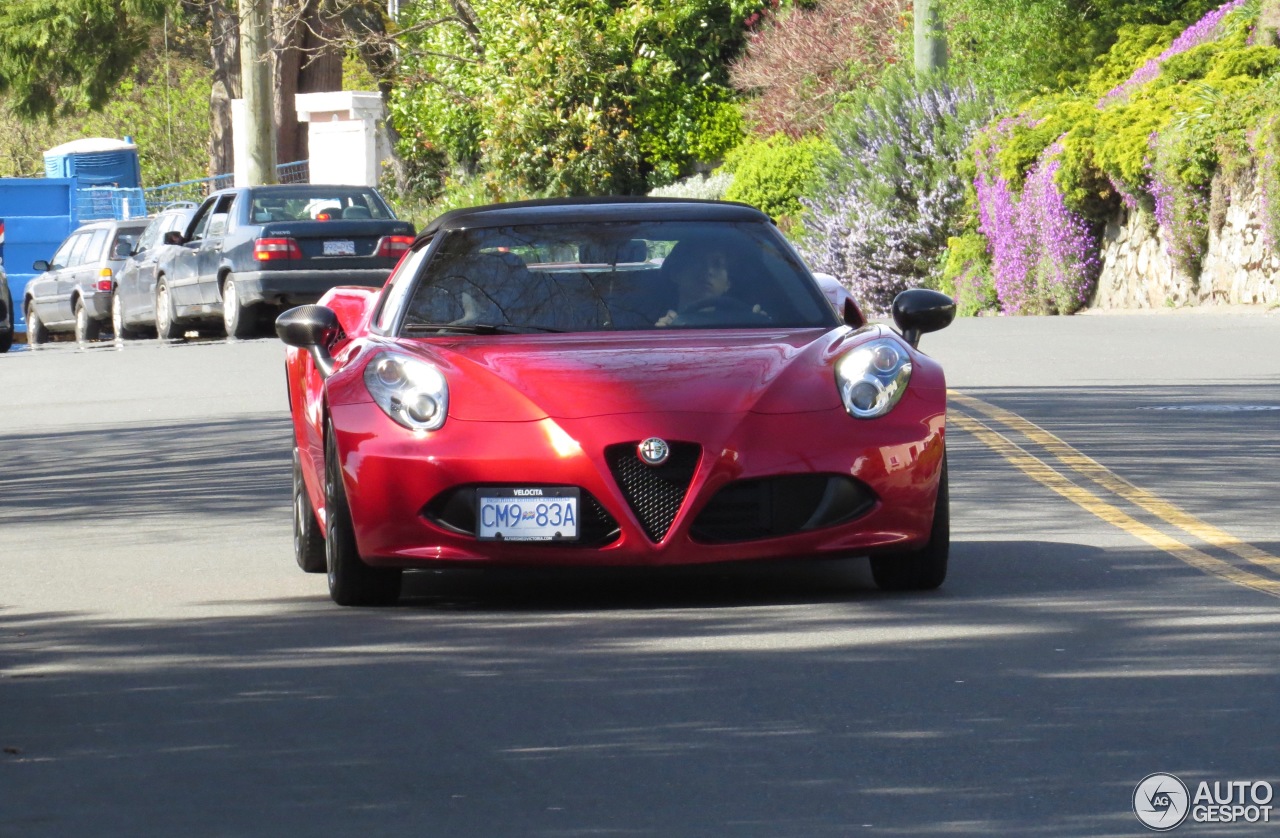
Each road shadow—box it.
[5,538,1280,837]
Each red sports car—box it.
[277,198,955,605]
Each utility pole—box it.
[239,0,277,184]
[914,0,947,78]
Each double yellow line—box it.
[949,390,1280,598]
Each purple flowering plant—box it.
[964,0,1270,311]
[796,74,997,315]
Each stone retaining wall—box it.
[1090,174,1280,309]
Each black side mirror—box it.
[276,305,342,378]
[892,289,956,349]
[32,260,50,272]
[163,231,185,246]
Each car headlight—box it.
[835,338,912,419]
[364,352,449,431]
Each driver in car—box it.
[655,242,766,327]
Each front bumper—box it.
[235,269,391,307]
[331,402,946,569]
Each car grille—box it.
[605,442,701,543]
[690,475,876,543]
[423,486,621,547]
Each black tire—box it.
[155,278,183,340]
[111,291,140,341]
[293,447,327,573]
[26,302,48,345]
[0,331,12,353]
[870,453,949,591]
[74,298,102,343]
[222,277,259,340]
[324,420,401,606]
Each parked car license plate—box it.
[323,240,356,256]
[477,488,579,541]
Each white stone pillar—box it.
[294,91,388,187]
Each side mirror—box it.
[163,231,185,246]
[276,305,342,379]
[813,272,867,329]
[891,289,955,349]
[32,260,50,272]
[113,241,134,259]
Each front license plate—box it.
[477,488,580,541]
[323,240,356,256]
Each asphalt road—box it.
[2,312,1279,837]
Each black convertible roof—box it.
[415,197,772,242]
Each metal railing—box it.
[142,160,310,211]
[76,187,150,222]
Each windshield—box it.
[399,220,834,334]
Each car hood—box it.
[383,328,895,422]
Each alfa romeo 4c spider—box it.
[277,198,955,606]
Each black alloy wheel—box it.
[293,447,327,573]
[870,452,950,591]
[323,419,402,606]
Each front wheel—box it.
[155,279,183,340]
[324,420,401,606]
[74,299,102,343]
[112,291,140,340]
[293,447,327,573]
[870,453,949,591]
[26,302,49,345]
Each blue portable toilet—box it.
[43,137,142,188]
[44,138,147,220]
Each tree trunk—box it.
[274,0,343,167]
[208,0,241,178]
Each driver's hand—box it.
[654,309,678,327]
[450,290,482,325]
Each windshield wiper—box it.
[402,322,565,335]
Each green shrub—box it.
[720,133,835,224]
[941,232,998,315]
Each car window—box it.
[111,229,142,258]
[65,233,92,268]
[188,197,220,241]
[82,228,110,263]
[50,235,78,270]
[374,242,433,333]
[136,220,162,253]
[163,211,190,236]
[400,220,834,334]
[250,187,395,222]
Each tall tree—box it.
[0,0,172,117]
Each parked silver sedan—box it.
[112,205,197,340]
[24,218,148,344]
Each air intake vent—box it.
[691,475,875,543]
[605,442,701,543]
